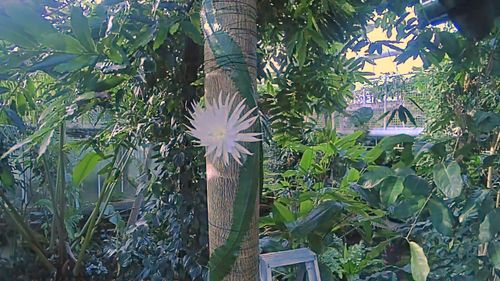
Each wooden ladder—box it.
[259,248,321,281]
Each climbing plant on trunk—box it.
[200,0,261,280]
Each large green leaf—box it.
[364,134,414,162]
[29,54,78,72]
[87,76,127,92]
[154,16,181,50]
[479,209,500,242]
[362,166,394,189]
[299,149,314,171]
[72,152,102,186]
[71,6,96,52]
[0,18,37,48]
[403,175,431,197]
[272,201,294,223]
[37,129,54,159]
[390,197,426,220]
[409,241,430,281]
[180,20,204,46]
[377,134,414,151]
[433,161,463,199]
[438,31,461,58]
[287,200,344,238]
[364,147,384,163]
[53,55,98,73]
[427,198,454,236]
[340,168,360,189]
[459,189,491,223]
[379,176,404,206]
[0,3,56,39]
[473,111,500,133]
[39,33,88,54]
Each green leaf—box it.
[71,6,96,52]
[397,105,407,124]
[336,131,364,149]
[3,108,26,131]
[287,201,344,238]
[377,134,414,151]
[362,166,394,189]
[39,33,88,54]
[37,129,54,159]
[0,19,37,48]
[433,161,463,199]
[379,176,404,206]
[154,17,180,50]
[103,41,128,65]
[403,175,431,197]
[299,200,314,217]
[427,198,454,236]
[439,31,460,58]
[488,241,500,269]
[364,147,383,163]
[272,202,294,223]
[180,20,203,45]
[308,28,328,49]
[386,109,397,127]
[29,54,78,72]
[479,209,500,242]
[351,107,373,125]
[473,111,500,133]
[282,170,298,178]
[340,168,360,189]
[299,149,314,171]
[53,55,97,73]
[390,197,426,219]
[1,3,56,38]
[131,26,156,50]
[0,164,15,188]
[459,189,491,223]
[88,76,127,92]
[409,241,430,281]
[296,31,307,67]
[72,152,102,186]
[414,141,447,161]
[401,106,417,126]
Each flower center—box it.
[211,127,227,140]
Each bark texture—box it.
[202,0,259,280]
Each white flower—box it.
[187,93,261,166]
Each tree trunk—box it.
[202,0,259,280]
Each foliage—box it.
[0,0,207,279]
[0,0,498,280]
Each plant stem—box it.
[405,191,434,240]
[487,132,499,189]
[55,123,68,269]
[0,192,55,272]
[72,146,133,276]
[42,155,57,251]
